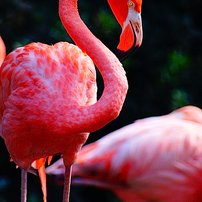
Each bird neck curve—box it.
[58,0,128,133]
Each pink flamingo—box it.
[0,0,142,201]
[46,106,202,202]
[0,36,6,65]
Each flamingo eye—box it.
[127,1,134,8]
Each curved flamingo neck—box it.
[59,0,128,133]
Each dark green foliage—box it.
[0,0,202,201]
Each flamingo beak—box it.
[116,11,143,61]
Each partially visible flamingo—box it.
[0,36,6,65]
[46,106,202,202]
[0,0,142,201]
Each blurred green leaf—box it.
[160,50,190,84]
[98,10,119,35]
[171,89,189,109]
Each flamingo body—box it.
[0,42,97,169]
[47,106,202,202]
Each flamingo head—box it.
[107,0,143,61]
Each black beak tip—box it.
[116,49,127,62]
[116,45,139,62]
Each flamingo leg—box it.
[21,169,27,202]
[62,165,72,202]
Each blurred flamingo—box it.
[0,36,6,65]
[46,106,202,202]
[0,0,142,201]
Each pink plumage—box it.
[47,106,202,202]
[0,0,143,201]
[0,36,6,66]
[0,41,97,202]
[0,42,97,170]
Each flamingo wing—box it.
[47,106,202,202]
[0,42,97,169]
[72,117,202,202]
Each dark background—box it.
[0,0,202,201]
